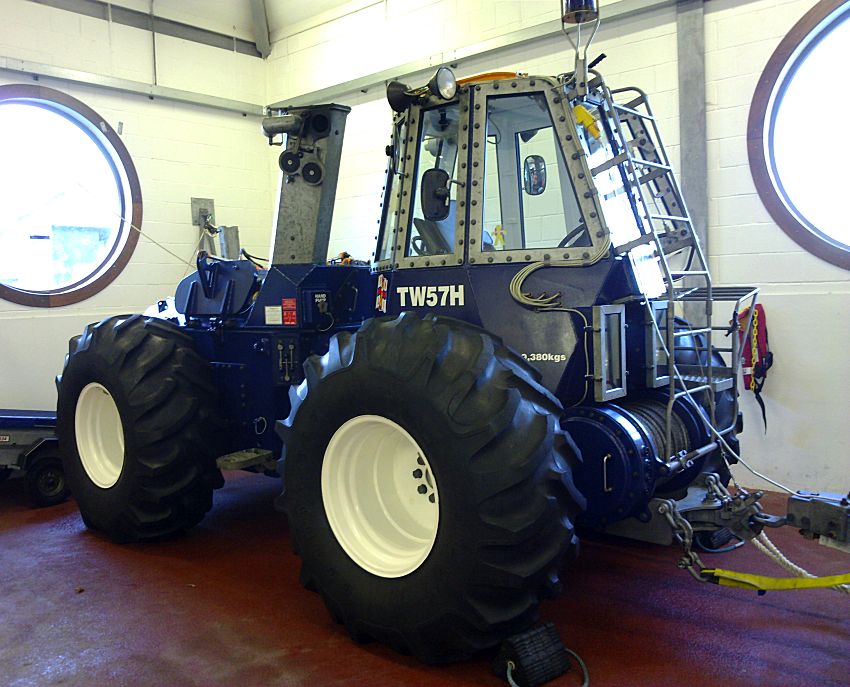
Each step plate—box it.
[217,448,276,471]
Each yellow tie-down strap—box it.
[703,568,850,592]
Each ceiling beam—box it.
[268,0,677,108]
[0,55,265,116]
[28,0,262,57]
[250,0,272,59]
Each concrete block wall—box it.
[704,0,850,492]
[325,93,393,260]
[266,0,563,104]
[0,0,273,410]
[521,131,579,249]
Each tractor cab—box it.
[377,69,613,271]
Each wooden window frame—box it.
[0,84,142,307]
[748,0,850,271]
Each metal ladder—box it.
[597,82,757,458]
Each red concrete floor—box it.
[1,471,847,687]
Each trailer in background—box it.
[0,410,69,507]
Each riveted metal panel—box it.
[593,303,627,401]
[465,75,610,268]
[391,88,472,271]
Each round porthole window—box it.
[749,0,850,270]
[0,84,142,307]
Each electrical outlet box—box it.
[191,197,215,226]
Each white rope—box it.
[754,532,850,595]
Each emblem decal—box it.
[376,275,388,313]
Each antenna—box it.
[561,1,601,97]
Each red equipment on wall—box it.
[738,303,773,430]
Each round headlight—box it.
[428,67,457,100]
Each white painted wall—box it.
[0,0,846,492]
[0,0,273,410]
[266,0,561,103]
[705,0,850,492]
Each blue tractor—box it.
[55,15,849,665]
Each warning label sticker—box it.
[282,298,297,326]
[264,305,283,325]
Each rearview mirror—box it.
[523,155,546,196]
[421,168,451,221]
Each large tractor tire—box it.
[56,315,223,542]
[280,312,583,664]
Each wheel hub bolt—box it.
[412,468,423,478]
[417,485,427,495]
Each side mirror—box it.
[421,168,451,221]
[523,155,547,196]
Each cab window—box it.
[376,120,407,263]
[482,93,586,252]
[406,104,459,257]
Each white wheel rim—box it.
[75,382,125,488]
[322,415,439,578]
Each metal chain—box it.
[657,499,708,581]
[705,473,733,501]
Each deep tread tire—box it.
[280,312,584,664]
[56,315,224,542]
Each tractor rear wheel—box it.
[280,312,583,664]
[56,315,223,542]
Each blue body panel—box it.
[179,252,651,457]
[183,264,377,456]
[175,252,727,528]
[381,255,638,399]
[0,410,57,430]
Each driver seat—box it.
[412,201,455,255]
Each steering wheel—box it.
[411,235,428,256]
[558,223,590,248]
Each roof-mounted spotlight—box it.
[386,67,458,113]
[427,67,457,101]
[562,0,598,24]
